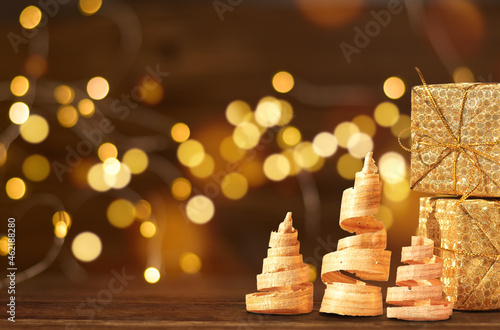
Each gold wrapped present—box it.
[418,196,500,310]
[408,73,500,198]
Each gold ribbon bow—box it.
[399,67,500,204]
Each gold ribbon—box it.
[434,246,500,259]
[399,67,500,203]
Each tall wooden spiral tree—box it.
[320,152,391,316]
[246,212,313,315]
[386,236,453,321]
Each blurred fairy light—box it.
[179,252,202,274]
[134,200,152,220]
[383,180,410,202]
[189,154,215,178]
[293,142,320,170]
[376,205,394,230]
[86,76,109,100]
[226,100,252,126]
[71,232,102,262]
[383,76,406,100]
[263,154,290,181]
[54,85,75,105]
[171,178,192,201]
[337,154,363,180]
[352,115,376,137]
[10,76,29,97]
[0,236,9,256]
[171,123,190,143]
[144,267,160,284]
[453,66,475,83]
[107,199,135,228]
[52,211,72,227]
[98,143,118,161]
[57,105,79,128]
[103,163,131,189]
[334,122,359,148]
[186,195,214,224]
[221,172,248,200]
[54,221,68,238]
[177,140,205,167]
[22,154,50,182]
[255,97,281,127]
[347,132,373,159]
[103,158,121,175]
[233,122,261,150]
[296,0,364,28]
[87,163,110,192]
[9,102,30,125]
[19,6,42,29]
[241,160,266,187]
[378,152,407,184]
[308,156,325,172]
[79,0,103,16]
[139,76,164,106]
[278,126,301,148]
[20,115,49,144]
[374,102,399,127]
[312,132,337,157]
[272,71,294,93]
[281,149,300,176]
[219,136,245,162]
[140,221,156,238]
[6,177,26,200]
[277,100,294,126]
[308,263,317,283]
[390,114,411,139]
[78,99,95,118]
[122,148,148,174]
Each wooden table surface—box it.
[2,273,499,329]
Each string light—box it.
[9,102,30,125]
[189,154,215,178]
[0,237,10,256]
[19,6,42,29]
[337,154,363,180]
[347,132,373,159]
[107,199,135,228]
[352,115,376,137]
[383,76,405,99]
[255,97,281,127]
[334,122,359,148]
[54,85,75,105]
[134,200,152,220]
[233,122,261,150]
[376,205,394,230]
[221,173,248,200]
[22,154,50,182]
[98,143,118,161]
[272,71,294,93]
[87,77,109,100]
[278,126,301,148]
[20,115,49,144]
[374,102,399,127]
[390,114,411,138]
[179,252,202,274]
[140,221,157,238]
[6,177,26,200]
[177,140,205,167]
[186,195,214,224]
[78,99,95,117]
[87,163,111,192]
[293,142,320,170]
[10,76,29,97]
[144,267,160,283]
[277,100,294,126]
[226,100,252,126]
[71,232,102,262]
[171,123,190,143]
[122,148,149,174]
[453,66,475,83]
[263,154,290,181]
[219,136,245,162]
[312,132,337,157]
[379,152,407,184]
[79,0,103,16]
[171,178,192,201]
[57,105,79,128]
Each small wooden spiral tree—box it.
[386,236,453,321]
[246,212,313,315]
[320,152,391,316]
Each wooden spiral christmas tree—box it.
[246,212,313,315]
[320,152,391,316]
[386,236,453,321]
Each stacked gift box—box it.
[409,75,500,310]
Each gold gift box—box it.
[410,82,500,197]
[418,197,500,310]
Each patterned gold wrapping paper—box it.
[418,197,500,310]
[410,82,500,197]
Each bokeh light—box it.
[171,123,190,143]
[226,100,252,126]
[0,236,10,256]
[255,97,281,127]
[374,102,399,127]
[103,158,121,175]
[277,100,294,126]
[186,195,214,224]
[22,154,50,182]
[241,160,266,187]
[312,132,337,157]
[352,115,376,137]
[177,140,205,167]
[54,221,68,238]
[219,136,245,162]
[347,132,374,159]
[383,180,410,202]
[20,6,42,29]
[390,114,411,139]
[123,148,149,174]
[144,267,160,284]
[98,143,118,161]
[104,163,131,189]
[87,163,111,192]
[179,252,202,274]
[171,178,192,201]
[134,200,152,220]
[337,154,363,180]
[107,199,135,228]
[139,76,164,106]
[52,211,72,227]
[79,0,103,15]
[71,232,102,262]
[54,85,75,105]
[233,122,261,150]
[87,77,109,100]
[20,115,49,144]
[281,149,300,176]
[334,122,359,148]
[453,66,475,83]
[140,221,157,238]
[190,154,215,178]
[293,142,320,170]
[279,126,301,149]
[376,205,394,230]
[221,173,248,200]
[6,177,26,200]
[272,71,294,93]
[383,76,406,99]
[308,263,317,283]
[10,76,29,97]
[57,105,79,128]
[264,154,290,181]
[296,0,364,28]
[9,102,30,125]
[78,99,95,118]
[379,152,407,184]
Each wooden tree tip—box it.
[278,212,295,234]
[362,152,378,175]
